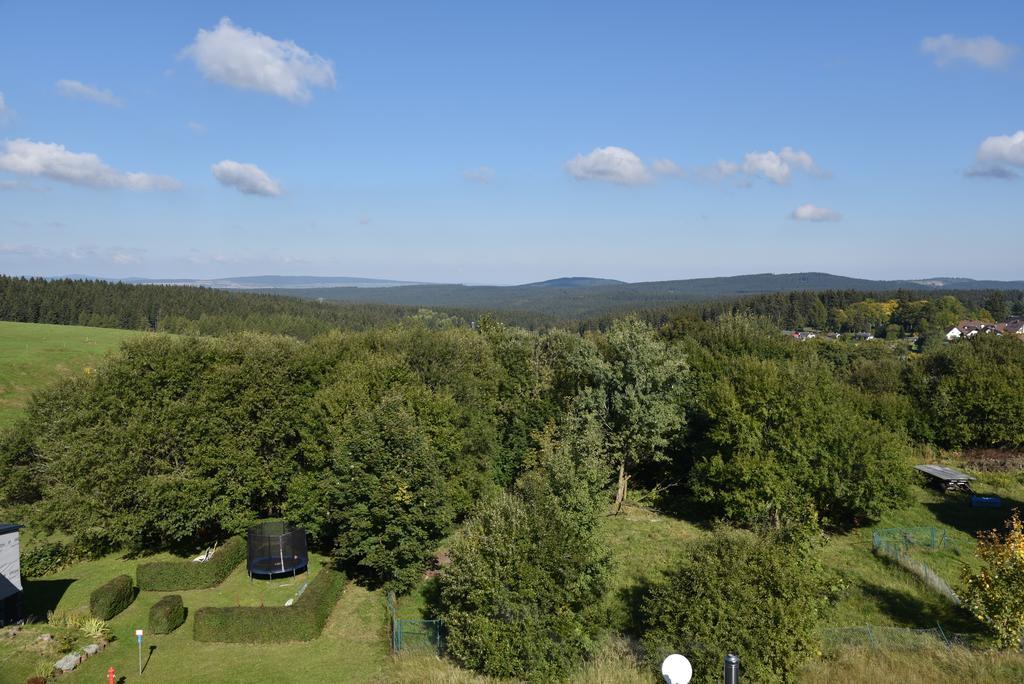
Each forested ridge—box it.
[3,274,1023,339]
[261,271,1024,319]
[0,275,435,338]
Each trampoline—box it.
[247,521,308,579]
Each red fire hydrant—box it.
[108,666,116,684]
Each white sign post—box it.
[135,629,144,676]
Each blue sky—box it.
[0,1,1022,284]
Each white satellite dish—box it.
[661,653,693,684]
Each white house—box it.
[944,326,962,341]
[0,523,22,626]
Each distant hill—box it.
[75,275,420,289]
[258,272,1024,319]
[524,277,625,288]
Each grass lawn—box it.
[821,461,1024,634]
[0,553,390,684]
[0,321,140,428]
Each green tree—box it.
[298,352,466,592]
[687,355,910,529]
[962,511,1024,649]
[440,417,611,681]
[641,526,830,684]
[598,317,688,513]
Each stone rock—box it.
[82,643,100,656]
[36,633,53,642]
[54,652,82,672]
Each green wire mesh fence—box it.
[387,591,444,655]
[871,528,961,606]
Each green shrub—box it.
[20,541,87,577]
[136,537,245,590]
[440,455,611,682]
[193,568,345,643]
[640,526,830,684]
[149,594,186,634]
[89,574,135,620]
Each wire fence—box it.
[872,527,957,551]
[821,624,977,653]
[386,591,444,655]
[871,528,961,606]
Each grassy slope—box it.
[0,321,140,428]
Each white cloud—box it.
[565,146,651,185]
[0,92,9,122]
[187,121,206,134]
[0,139,181,190]
[55,79,122,106]
[977,130,1024,166]
[966,130,1024,180]
[697,159,740,182]
[790,204,841,222]
[651,158,684,177]
[182,18,335,102]
[742,147,822,184]
[463,166,494,184]
[211,159,281,196]
[921,34,1016,68]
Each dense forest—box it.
[2,275,1023,340]
[261,271,1024,319]
[3,302,1024,680]
[0,275,431,338]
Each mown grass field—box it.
[0,321,140,428]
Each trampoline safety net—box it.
[247,521,309,578]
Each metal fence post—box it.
[723,653,739,684]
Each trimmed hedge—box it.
[149,594,186,634]
[90,574,135,619]
[136,537,246,591]
[193,568,345,643]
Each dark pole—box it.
[723,653,739,684]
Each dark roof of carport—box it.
[914,464,976,482]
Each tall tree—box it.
[597,317,688,513]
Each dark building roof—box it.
[0,524,22,535]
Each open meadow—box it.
[0,322,140,429]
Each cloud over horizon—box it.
[790,204,841,222]
[211,159,282,196]
[921,34,1016,68]
[182,18,335,102]
[565,146,652,185]
[0,139,181,190]
[56,79,122,106]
